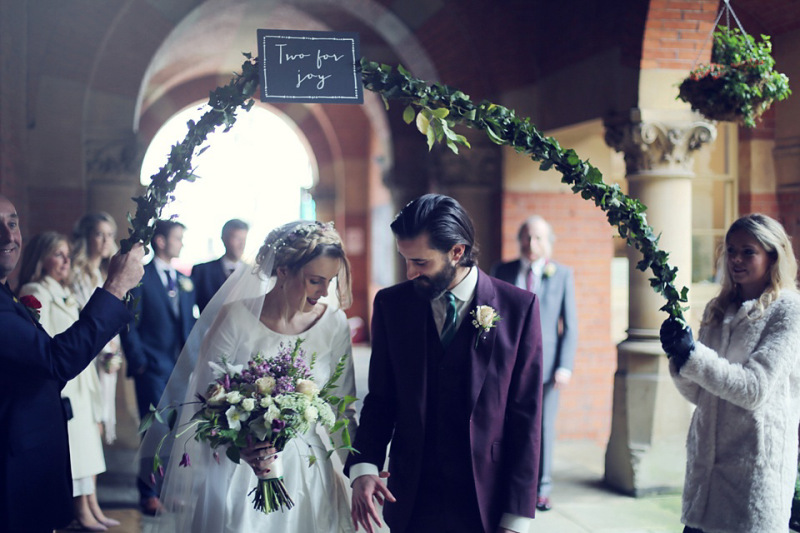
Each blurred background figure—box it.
[71,212,123,445]
[120,219,196,515]
[18,231,119,531]
[191,218,249,312]
[492,215,578,512]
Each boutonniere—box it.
[178,277,194,292]
[17,294,42,323]
[470,305,502,348]
[543,262,557,279]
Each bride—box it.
[140,220,357,533]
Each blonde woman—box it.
[18,232,118,531]
[660,213,800,533]
[71,212,123,445]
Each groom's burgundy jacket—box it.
[346,269,543,532]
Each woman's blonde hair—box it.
[256,221,352,309]
[704,213,798,325]
[17,232,70,291]
[71,212,118,286]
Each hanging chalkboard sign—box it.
[257,29,363,104]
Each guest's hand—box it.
[240,441,277,478]
[351,472,394,533]
[659,317,694,371]
[103,243,145,300]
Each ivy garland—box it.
[122,54,688,322]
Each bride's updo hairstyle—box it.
[256,220,352,309]
[704,213,798,325]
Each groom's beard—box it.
[412,260,457,300]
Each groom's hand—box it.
[351,472,394,533]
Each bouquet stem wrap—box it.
[248,452,295,513]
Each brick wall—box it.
[502,190,616,442]
[778,190,800,256]
[641,0,719,70]
[739,192,779,219]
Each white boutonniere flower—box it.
[178,276,194,292]
[470,305,502,348]
[543,262,557,279]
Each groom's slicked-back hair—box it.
[391,194,478,267]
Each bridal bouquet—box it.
[142,338,356,514]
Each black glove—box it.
[660,317,694,371]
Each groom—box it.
[346,194,544,533]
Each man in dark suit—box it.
[491,215,578,512]
[120,219,196,514]
[0,194,144,533]
[191,218,248,312]
[346,194,544,533]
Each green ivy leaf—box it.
[403,105,415,125]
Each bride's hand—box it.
[240,442,277,478]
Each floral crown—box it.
[265,221,336,252]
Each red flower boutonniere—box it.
[18,294,42,323]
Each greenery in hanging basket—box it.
[678,26,791,128]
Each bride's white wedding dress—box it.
[154,298,357,533]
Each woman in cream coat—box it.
[660,214,800,533]
[18,232,117,531]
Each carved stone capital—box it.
[605,119,717,175]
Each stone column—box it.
[429,131,503,267]
[603,109,716,495]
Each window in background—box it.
[140,103,316,270]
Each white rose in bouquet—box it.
[206,383,227,406]
[296,379,320,398]
[226,390,243,405]
[256,376,276,395]
[241,398,256,412]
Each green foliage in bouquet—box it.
[678,26,791,128]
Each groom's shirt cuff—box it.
[500,513,531,532]
[348,462,379,485]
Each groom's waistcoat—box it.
[415,307,483,531]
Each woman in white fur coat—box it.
[660,213,800,533]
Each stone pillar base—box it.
[604,334,691,496]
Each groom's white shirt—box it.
[349,266,531,533]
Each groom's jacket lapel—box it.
[469,270,499,413]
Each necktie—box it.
[165,270,177,295]
[165,270,179,314]
[441,291,458,348]
[525,267,535,293]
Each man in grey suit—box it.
[491,215,578,512]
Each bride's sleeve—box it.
[328,311,357,461]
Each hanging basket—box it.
[678,26,791,128]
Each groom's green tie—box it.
[441,291,458,348]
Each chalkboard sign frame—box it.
[257,29,363,104]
